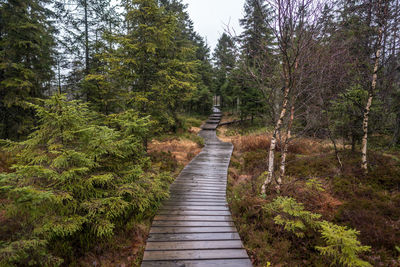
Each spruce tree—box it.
[118,0,197,131]
[0,95,172,265]
[0,0,55,139]
[213,33,237,110]
[236,0,275,121]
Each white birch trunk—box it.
[261,85,290,194]
[361,27,383,174]
[277,104,295,189]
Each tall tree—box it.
[361,0,389,173]
[236,0,275,121]
[0,0,55,139]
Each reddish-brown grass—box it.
[233,133,328,155]
[148,138,202,166]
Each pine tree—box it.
[0,0,55,139]
[236,0,275,120]
[55,0,120,102]
[116,0,198,132]
[213,33,237,109]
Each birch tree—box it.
[261,0,322,194]
[361,0,389,174]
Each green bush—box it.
[316,221,371,267]
[266,197,371,267]
[0,95,173,266]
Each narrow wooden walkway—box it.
[141,109,252,267]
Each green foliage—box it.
[117,0,198,132]
[266,197,371,267]
[213,33,237,109]
[0,0,55,139]
[316,221,372,267]
[0,95,172,265]
[265,196,322,238]
[306,178,326,193]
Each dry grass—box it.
[148,137,202,166]
[232,133,328,155]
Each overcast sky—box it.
[181,0,245,52]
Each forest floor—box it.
[218,116,400,267]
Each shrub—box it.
[266,197,371,267]
[0,95,173,266]
[316,221,371,267]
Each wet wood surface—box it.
[141,109,252,266]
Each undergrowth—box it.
[224,124,400,267]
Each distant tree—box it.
[213,33,237,109]
[55,0,120,101]
[236,0,275,121]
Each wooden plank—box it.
[170,194,226,197]
[168,194,226,198]
[148,232,241,242]
[150,226,236,234]
[162,202,228,207]
[170,189,226,194]
[169,187,226,192]
[172,182,226,186]
[165,198,227,202]
[153,215,233,222]
[157,210,231,216]
[143,249,249,261]
[171,182,226,187]
[174,179,227,183]
[145,240,243,251]
[162,200,228,205]
[152,221,235,227]
[141,259,252,267]
[169,195,226,200]
[160,206,229,211]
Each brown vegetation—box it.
[148,135,202,167]
[225,129,400,266]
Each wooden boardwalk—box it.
[141,109,252,267]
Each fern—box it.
[266,196,371,267]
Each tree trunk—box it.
[328,127,343,173]
[261,84,290,194]
[361,27,383,174]
[391,112,400,146]
[84,0,89,75]
[277,103,295,190]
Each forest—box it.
[0,0,399,266]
